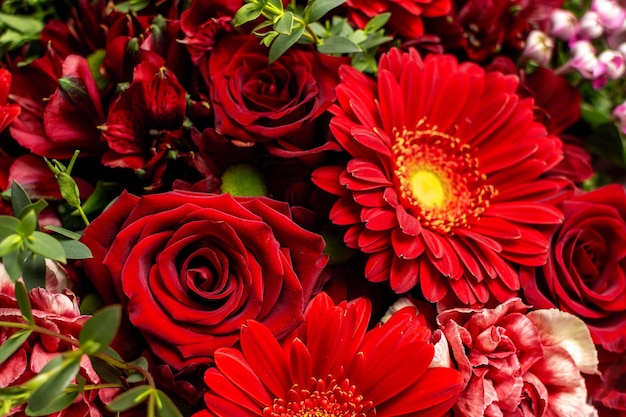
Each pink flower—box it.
[0,265,100,416]
[550,9,578,41]
[523,30,554,67]
[437,298,598,416]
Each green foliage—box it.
[79,305,122,355]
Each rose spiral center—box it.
[264,378,375,417]
[392,124,497,234]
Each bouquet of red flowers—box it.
[0,0,624,416]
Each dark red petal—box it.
[311,166,346,196]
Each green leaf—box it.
[274,11,294,35]
[89,356,123,385]
[260,31,279,47]
[56,173,82,208]
[78,181,122,216]
[0,12,44,35]
[3,249,25,282]
[17,209,37,238]
[126,356,149,383]
[58,239,92,260]
[11,181,32,219]
[113,0,152,13]
[17,199,48,223]
[44,225,81,241]
[87,49,109,90]
[233,3,263,27]
[0,215,20,238]
[79,305,121,355]
[0,329,32,364]
[25,390,79,416]
[317,36,362,54]
[364,12,391,33]
[155,390,184,417]
[266,0,284,11]
[0,234,23,257]
[268,26,305,63]
[107,385,152,412]
[25,231,66,263]
[15,281,34,325]
[585,123,626,168]
[28,356,82,413]
[22,253,46,290]
[305,0,346,23]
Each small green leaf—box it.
[113,0,152,13]
[0,329,32,364]
[87,49,109,90]
[89,356,124,385]
[107,385,152,412]
[268,26,305,63]
[57,173,82,208]
[0,12,44,35]
[126,356,149,383]
[58,240,92,260]
[25,389,79,416]
[155,390,184,417]
[266,0,284,11]
[11,181,32,219]
[78,181,122,216]
[3,249,25,282]
[17,209,37,238]
[233,3,263,27]
[364,12,391,33]
[274,11,294,35]
[260,31,279,47]
[305,0,346,23]
[22,253,46,290]
[44,225,81,241]
[317,36,362,54]
[15,281,33,324]
[25,231,66,263]
[79,305,121,355]
[17,199,48,223]
[28,356,82,413]
[0,215,20,238]
[0,234,23,257]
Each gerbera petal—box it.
[486,202,563,225]
[203,367,268,415]
[311,165,346,196]
[390,256,420,293]
[391,228,426,259]
[361,206,397,230]
[212,349,272,408]
[375,367,464,415]
[347,159,393,185]
[288,338,313,387]
[365,250,393,282]
[239,321,291,399]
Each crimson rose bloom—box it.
[521,184,626,353]
[81,191,328,370]
[208,34,344,151]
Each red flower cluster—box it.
[0,0,625,415]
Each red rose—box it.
[521,184,626,353]
[208,34,344,151]
[81,191,328,370]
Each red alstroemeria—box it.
[345,0,452,39]
[195,292,464,417]
[313,48,565,308]
[0,68,20,134]
[9,47,106,159]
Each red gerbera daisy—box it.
[194,292,463,417]
[312,48,565,308]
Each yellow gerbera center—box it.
[409,170,447,210]
[392,123,496,234]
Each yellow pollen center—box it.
[391,123,497,233]
[409,170,446,210]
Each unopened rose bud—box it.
[523,30,554,66]
[592,0,626,32]
[577,10,605,39]
[550,9,578,41]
